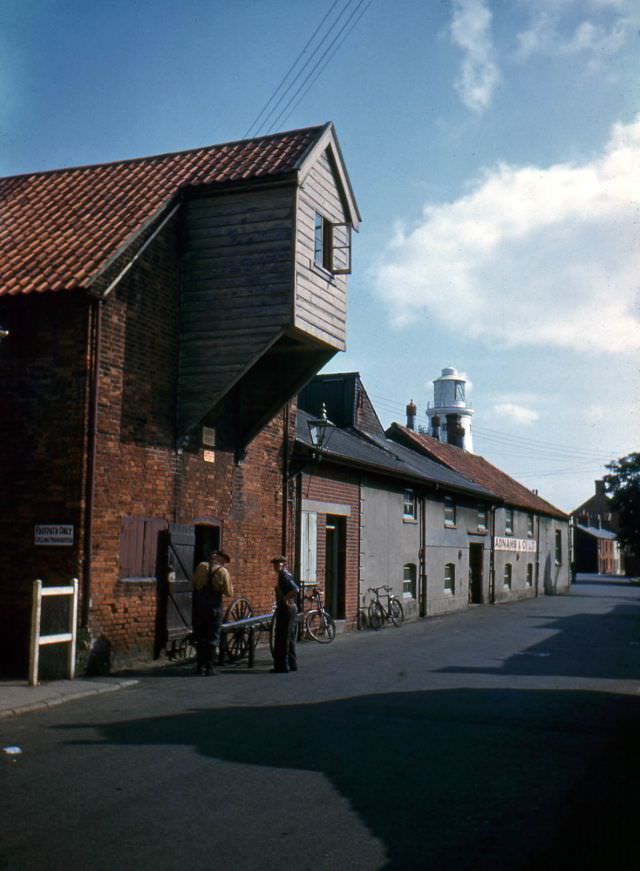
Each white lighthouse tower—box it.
[426,367,474,452]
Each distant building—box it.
[571,481,624,575]
[426,367,474,451]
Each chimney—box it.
[446,414,465,448]
[431,414,440,440]
[406,399,417,431]
[595,480,606,496]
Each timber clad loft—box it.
[0,123,360,673]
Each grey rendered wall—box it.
[424,495,490,616]
[360,479,421,618]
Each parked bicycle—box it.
[269,584,336,653]
[367,584,404,629]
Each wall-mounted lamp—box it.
[0,327,8,342]
[307,403,335,461]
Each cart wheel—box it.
[223,597,253,661]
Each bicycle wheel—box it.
[389,597,404,627]
[305,609,336,643]
[368,600,384,630]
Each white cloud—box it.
[490,403,540,426]
[450,0,500,113]
[372,115,640,355]
[515,1,635,69]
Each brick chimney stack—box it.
[406,399,417,431]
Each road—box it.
[2,575,640,870]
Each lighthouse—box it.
[426,367,474,451]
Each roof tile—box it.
[0,125,324,297]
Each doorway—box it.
[324,515,346,619]
[469,543,484,604]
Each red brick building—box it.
[0,124,360,674]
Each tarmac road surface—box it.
[2,574,640,870]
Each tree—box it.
[604,453,640,554]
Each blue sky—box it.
[2,0,638,512]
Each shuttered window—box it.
[300,511,317,584]
[119,517,167,580]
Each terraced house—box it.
[0,123,360,675]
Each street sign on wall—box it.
[34,524,74,546]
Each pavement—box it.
[0,676,139,719]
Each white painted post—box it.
[29,579,43,687]
[68,578,79,680]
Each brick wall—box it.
[299,464,360,627]
[0,293,90,672]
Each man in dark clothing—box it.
[192,549,233,675]
[271,555,299,673]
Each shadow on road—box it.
[62,687,640,870]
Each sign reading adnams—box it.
[34,524,74,546]
[494,537,536,553]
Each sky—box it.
[1,0,638,512]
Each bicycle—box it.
[367,585,404,629]
[269,584,336,653]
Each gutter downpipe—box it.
[535,513,541,597]
[489,504,496,604]
[419,492,427,618]
[82,298,102,629]
[282,402,291,557]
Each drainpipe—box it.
[534,513,541,597]
[489,504,496,604]
[82,298,103,628]
[281,402,291,557]
[419,492,427,617]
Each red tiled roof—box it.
[389,424,568,519]
[0,124,326,298]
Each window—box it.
[118,517,167,580]
[403,563,417,598]
[477,505,487,531]
[444,563,456,594]
[527,513,534,538]
[454,382,465,402]
[505,508,514,535]
[444,496,456,527]
[555,529,562,564]
[314,211,352,274]
[403,488,417,520]
[503,563,512,589]
[526,563,533,587]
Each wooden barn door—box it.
[165,523,196,643]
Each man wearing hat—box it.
[271,555,299,673]
[192,549,233,675]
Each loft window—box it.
[444,496,456,527]
[403,488,417,520]
[314,212,352,274]
[403,563,417,598]
[527,513,534,537]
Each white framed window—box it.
[477,505,487,531]
[403,563,417,598]
[505,508,514,535]
[555,529,562,564]
[444,562,455,594]
[526,563,533,587]
[314,212,352,274]
[444,496,456,527]
[503,563,512,589]
[403,488,417,520]
[527,513,534,538]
